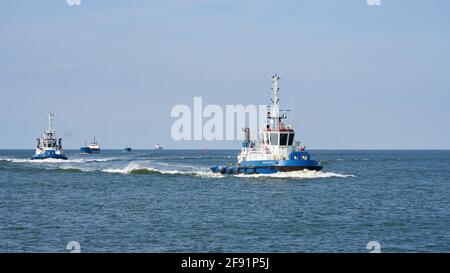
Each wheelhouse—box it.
[263,129,295,146]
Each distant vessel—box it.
[88,137,101,153]
[211,75,322,174]
[80,141,92,155]
[154,144,163,150]
[31,113,68,160]
[123,143,132,152]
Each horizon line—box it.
[1,148,449,151]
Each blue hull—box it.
[211,151,322,175]
[211,163,322,175]
[80,147,92,154]
[31,151,68,160]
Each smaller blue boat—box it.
[80,140,92,154]
[31,113,68,160]
[80,147,92,155]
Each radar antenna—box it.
[47,112,55,134]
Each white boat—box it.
[88,137,101,153]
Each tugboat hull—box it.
[80,147,92,154]
[211,158,322,175]
[211,166,322,175]
[31,151,68,160]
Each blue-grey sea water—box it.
[0,149,449,253]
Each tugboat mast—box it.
[46,112,55,134]
[268,74,287,129]
[270,74,280,118]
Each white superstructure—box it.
[32,113,67,159]
[237,75,304,164]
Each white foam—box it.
[235,170,355,179]
[102,162,144,174]
[83,157,119,162]
[2,156,353,180]
[0,157,119,164]
[59,165,96,172]
[102,162,224,178]
[1,158,71,163]
[102,163,355,180]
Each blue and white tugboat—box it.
[80,141,92,155]
[211,75,322,174]
[31,113,68,160]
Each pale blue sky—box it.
[1,0,449,149]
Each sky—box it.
[0,0,449,149]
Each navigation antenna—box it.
[47,112,55,134]
[271,74,280,106]
[268,74,281,128]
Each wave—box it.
[52,162,224,178]
[0,157,120,164]
[1,156,354,180]
[335,158,369,162]
[57,167,86,173]
[137,155,233,161]
[235,170,355,179]
[99,163,354,180]
[101,162,224,178]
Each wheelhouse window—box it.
[270,133,279,145]
[265,133,269,144]
[280,133,288,146]
[288,133,295,146]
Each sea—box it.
[0,149,449,253]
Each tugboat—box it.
[80,141,92,155]
[211,75,322,174]
[88,137,100,153]
[123,143,132,152]
[31,113,68,160]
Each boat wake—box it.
[235,170,355,179]
[59,162,225,178]
[99,163,354,180]
[1,157,354,180]
[0,157,120,164]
